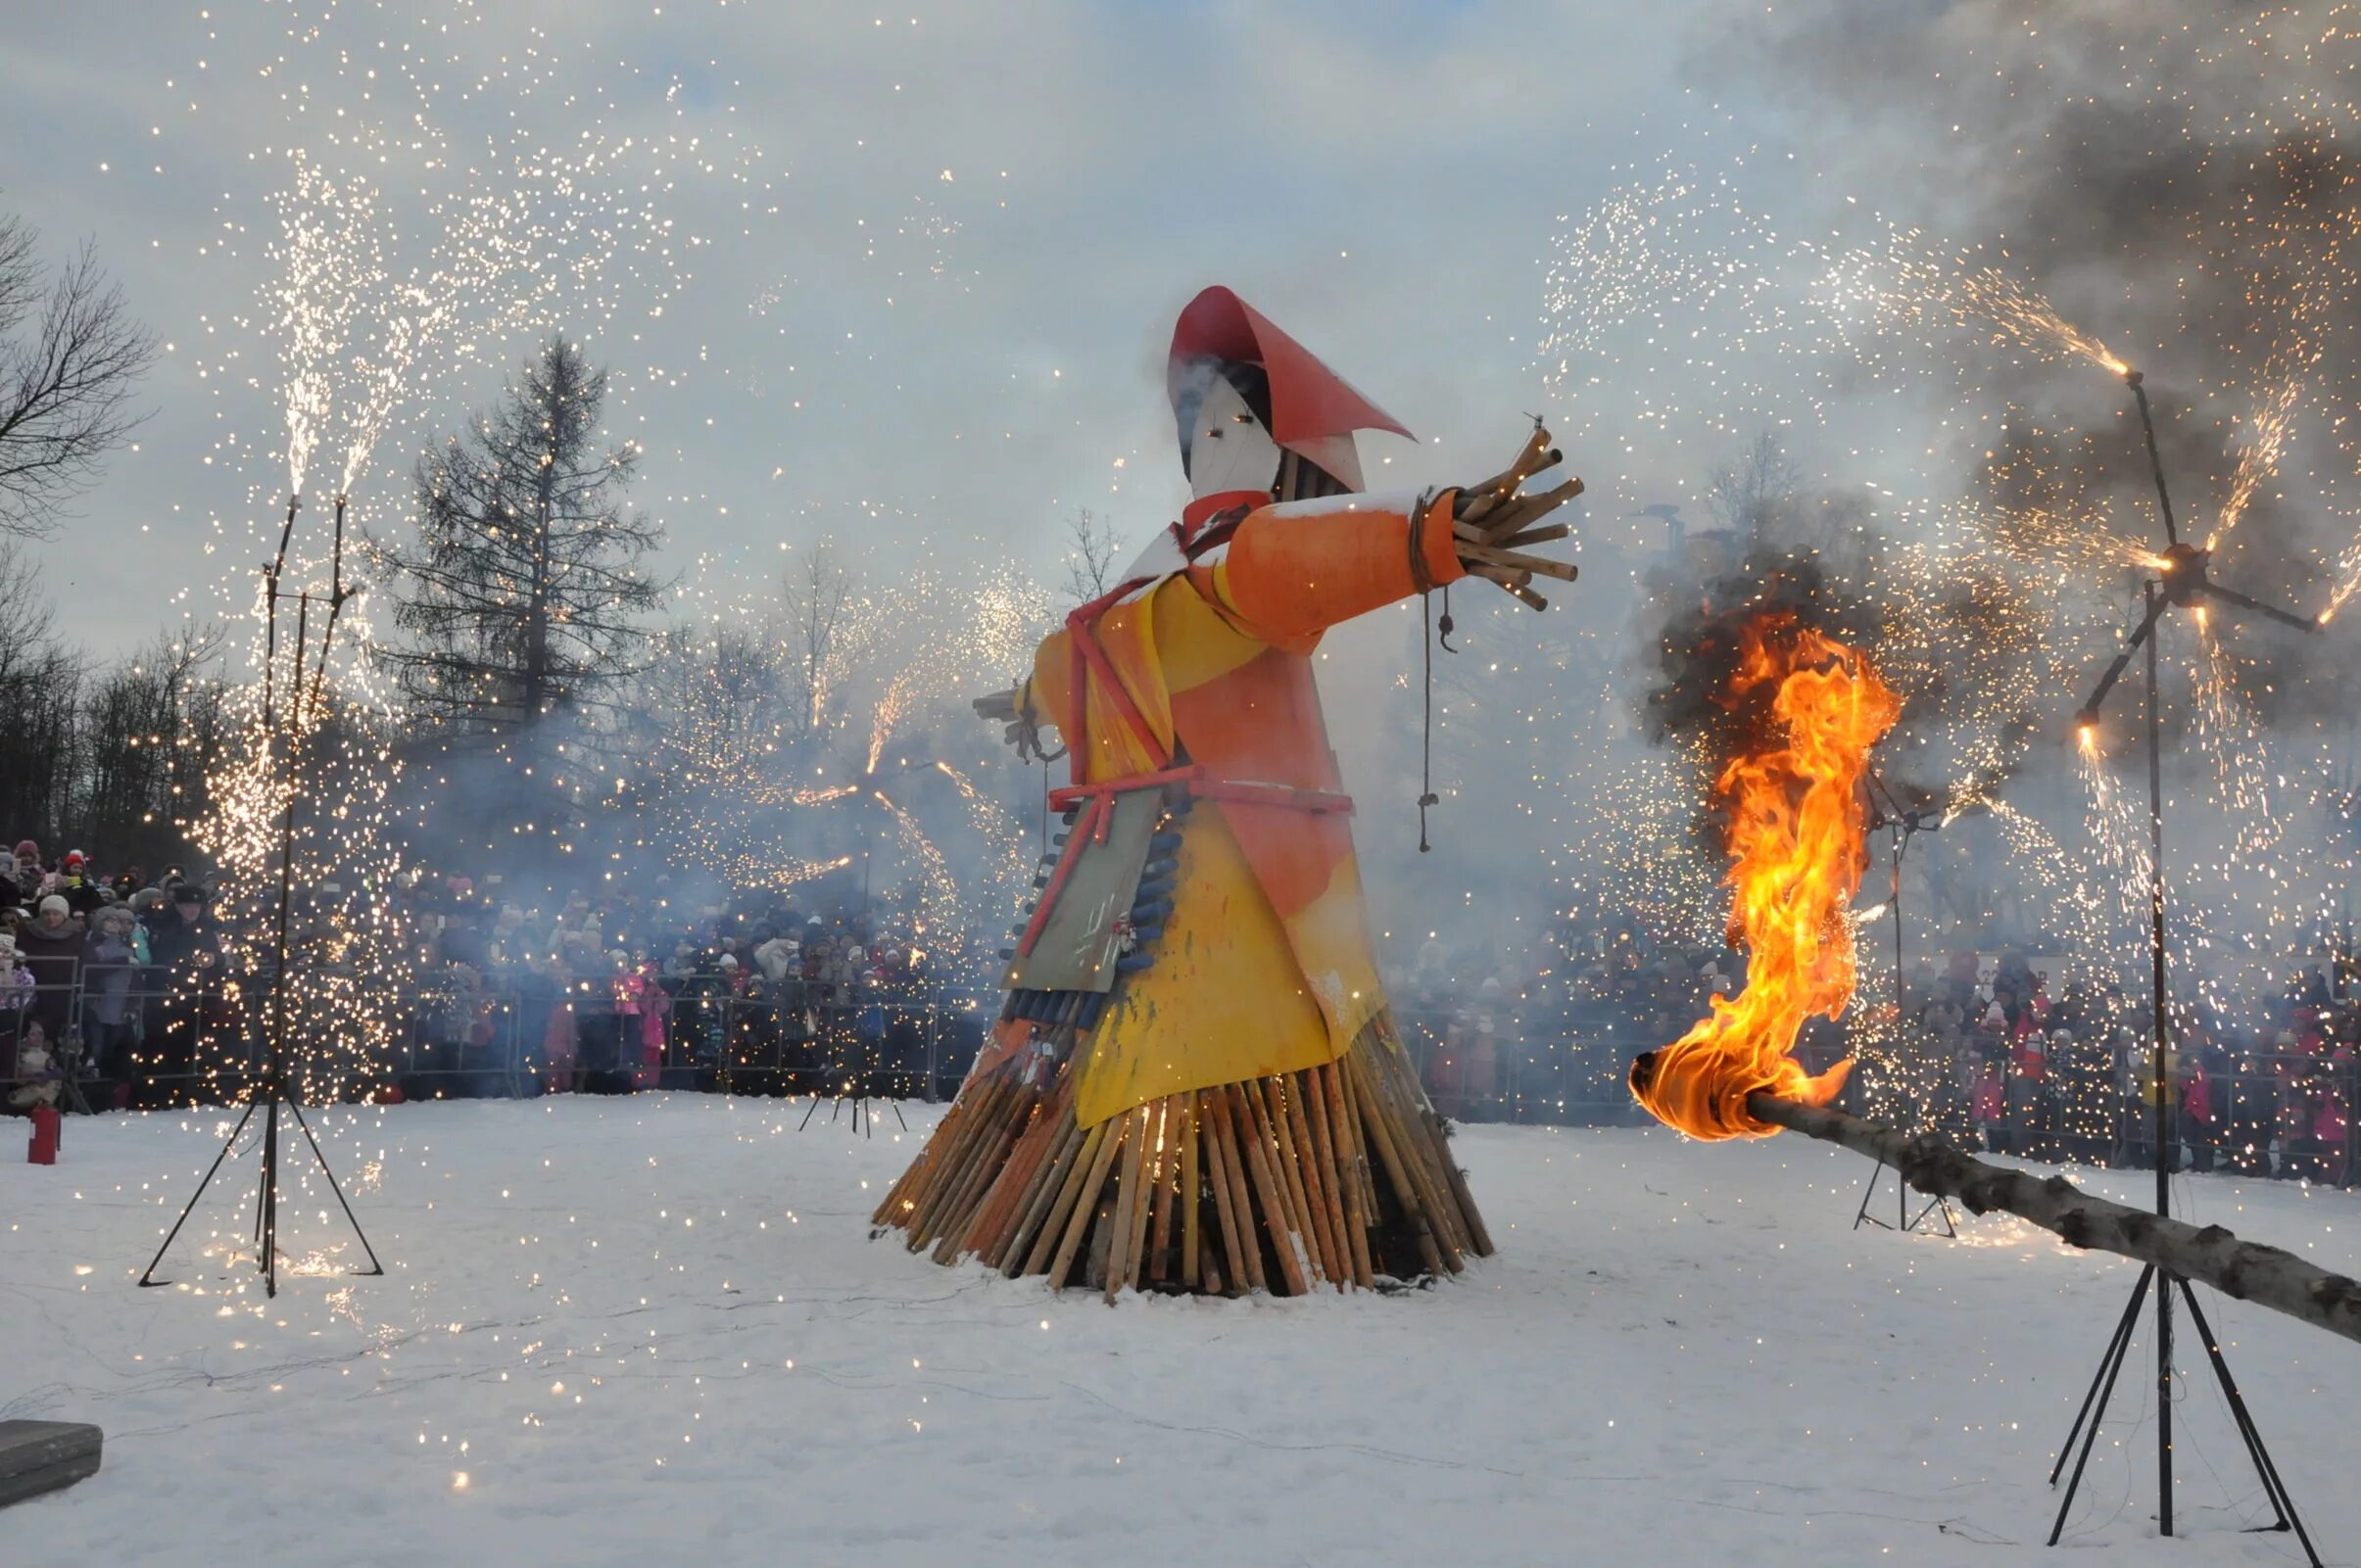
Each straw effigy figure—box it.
[872,286,1581,1296]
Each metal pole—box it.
[2143,578,2174,1536]
[272,594,311,1098]
[2126,373,2180,547]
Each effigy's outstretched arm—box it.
[1213,424,1582,642]
[1209,489,1470,645]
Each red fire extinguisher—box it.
[27,1105,60,1164]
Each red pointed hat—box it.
[1167,286,1413,447]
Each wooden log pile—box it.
[1748,1091,2361,1347]
[874,1021,1493,1297]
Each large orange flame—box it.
[1630,613,1902,1140]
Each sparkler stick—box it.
[305,494,360,726]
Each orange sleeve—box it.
[1204,489,1465,648]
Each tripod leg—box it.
[2049,1266,2151,1545]
[139,1099,261,1287]
[2052,1264,2152,1486]
[261,1098,281,1299]
[798,1092,822,1130]
[2174,1278,2322,1567]
[286,1098,387,1277]
[2156,1255,2173,1537]
[891,1100,907,1131]
[1904,1190,1953,1236]
[1855,1159,1891,1229]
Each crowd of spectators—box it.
[0,840,984,1113]
[398,874,976,1100]
[7,837,2357,1190]
[1900,951,2357,1183]
[1384,911,2358,1186]
[1,839,221,1113]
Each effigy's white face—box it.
[1187,375,1282,500]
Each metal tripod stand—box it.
[2046,371,2321,1561]
[138,496,384,1299]
[1852,784,1955,1236]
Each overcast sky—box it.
[0,0,1801,656]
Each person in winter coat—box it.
[51,850,106,919]
[16,894,85,1050]
[7,1017,59,1113]
[80,904,143,1088]
[11,840,44,907]
[0,933,35,1084]
[1972,1054,2008,1153]
[139,885,218,1107]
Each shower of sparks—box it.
[1535,73,2361,1032]
[174,0,792,1092]
[644,550,1053,979]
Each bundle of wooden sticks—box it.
[1451,421,1583,610]
[873,1020,1493,1299]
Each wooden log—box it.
[1322,1062,1375,1289]
[1020,1115,1104,1277]
[1202,1095,1256,1293]
[925,1082,1032,1257]
[963,1093,1067,1264]
[1455,425,1555,527]
[1335,1044,1380,1220]
[1359,1039,1468,1260]
[1746,1092,2361,1346]
[1229,1084,1310,1296]
[1149,1096,1180,1284]
[1307,1062,1369,1289]
[900,1076,1006,1240]
[1042,1116,1120,1286]
[1459,542,1579,583]
[1180,1092,1204,1291]
[1496,522,1570,549]
[1379,1035,1482,1259]
[908,1077,1018,1251]
[1302,1068,1354,1288]
[1103,1105,1148,1302]
[875,1090,968,1224]
[1085,1175,1119,1292]
[1432,1115,1494,1259]
[1246,1076,1322,1284]
[1465,563,1548,610]
[1280,1072,1346,1289]
[1126,1100,1161,1293]
[995,1114,1085,1274]
[1479,477,1585,542]
[1346,1046,1451,1277]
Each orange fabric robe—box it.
[1015,489,1466,1126]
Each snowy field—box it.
[3,1096,2356,1567]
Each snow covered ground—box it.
[3,1095,2356,1567]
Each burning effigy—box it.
[872,286,1580,1296]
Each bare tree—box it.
[377,335,667,738]
[783,542,850,737]
[1061,507,1124,605]
[0,212,157,536]
[1706,430,1797,548]
[72,623,228,868]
